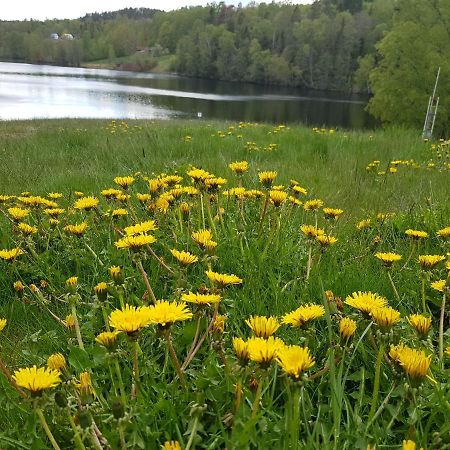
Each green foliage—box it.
[367,0,450,135]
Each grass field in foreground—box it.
[0,119,449,449]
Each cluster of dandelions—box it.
[0,156,449,449]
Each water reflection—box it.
[0,62,376,128]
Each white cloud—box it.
[1,0,313,21]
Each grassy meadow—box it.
[0,119,449,450]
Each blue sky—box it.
[2,1,313,21]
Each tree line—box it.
[0,1,448,132]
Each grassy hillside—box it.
[0,120,449,449]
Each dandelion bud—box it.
[339,317,357,341]
[64,314,76,331]
[112,399,125,420]
[94,282,108,302]
[54,391,68,407]
[47,353,67,372]
[77,410,93,429]
[109,266,124,285]
[66,276,78,294]
[14,281,25,297]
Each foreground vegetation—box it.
[0,120,449,449]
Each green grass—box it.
[0,119,449,449]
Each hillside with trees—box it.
[0,0,449,132]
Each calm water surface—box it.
[0,62,376,128]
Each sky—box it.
[1,0,314,21]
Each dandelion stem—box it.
[131,340,139,400]
[258,193,269,234]
[35,407,61,450]
[387,270,400,301]
[136,259,157,304]
[306,242,313,281]
[84,242,104,266]
[234,375,243,416]
[71,304,84,350]
[439,291,446,364]
[164,329,186,389]
[146,245,174,275]
[185,415,199,450]
[251,372,266,418]
[199,193,206,229]
[113,357,127,406]
[289,384,301,450]
[0,358,27,398]
[369,343,385,421]
[205,197,217,235]
[421,275,427,313]
[67,410,86,450]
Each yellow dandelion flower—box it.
[323,208,344,219]
[146,300,192,327]
[161,440,181,450]
[44,208,65,217]
[212,314,226,333]
[17,222,38,235]
[101,188,122,199]
[339,317,357,340]
[115,234,156,250]
[12,365,61,393]
[407,314,432,337]
[64,222,88,236]
[258,171,277,187]
[303,199,324,211]
[269,190,288,207]
[282,304,325,328]
[114,176,135,189]
[300,224,325,238]
[66,276,78,287]
[431,279,446,292]
[64,314,76,330]
[74,196,99,211]
[95,331,121,349]
[229,161,249,174]
[111,208,128,217]
[48,192,63,199]
[276,345,315,379]
[181,292,221,305]
[47,353,67,371]
[206,270,243,287]
[418,254,445,269]
[356,219,372,230]
[76,371,94,396]
[8,207,30,221]
[315,234,337,246]
[370,307,401,330]
[187,167,213,183]
[232,337,250,364]
[402,440,423,450]
[0,318,7,332]
[405,229,428,239]
[375,252,402,267]
[205,177,227,191]
[0,247,25,261]
[245,315,280,338]
[436,227,450,238]
[247,336,285,366]
[191,229,213,246]
[171,249,198,266]
[14,281,25,293]
[136,193,151,203]
[124,220,157,237]
[292,185,308,196]
[345,291,388,316]
[109,304,153,333]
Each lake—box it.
[0,62,376,128]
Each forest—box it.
[0,0,449,131]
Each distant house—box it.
[61,33,74,40]
[50,33,59,40]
